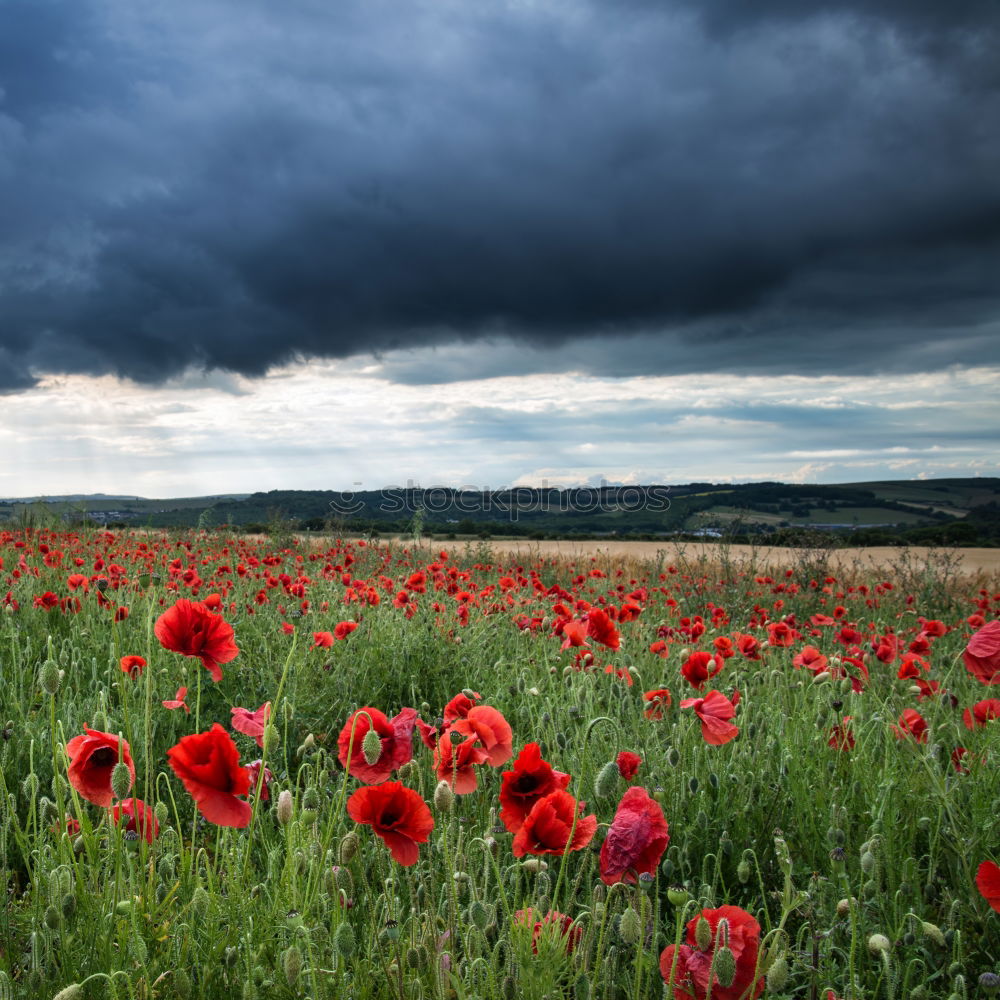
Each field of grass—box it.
[1,528,998,999]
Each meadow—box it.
[0,528,998,1000]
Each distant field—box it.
[686,505,931,527]
[484,538,1000,574]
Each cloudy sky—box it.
[1,0,998,495]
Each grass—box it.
[0,528,998,999]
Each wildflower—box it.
[347,781,434,866]
[681,651,723,691]
[644,688,672,720]
[333,620,358,640]
[338,706,418,784]
[162,687,190,712]
[512,790,597,858]
[891,708,928,743]
[448,705,513,767]
[119,655,147,679]
[600,786,669,885]
[827,716,855,751]
[513,908,582,955]
[963,698,1000,730]
[311,632,335,648]
[963,620,1000,685]
[976,860,1000,913]
[154,598,239,682]
[110,798,159,843]
[615,751,642,782]
[660,905,764,1000]
[231,702,271,748]
[65,728,135,808]
[680,690,740,746]
[167,723,251,828]
[499,742,571,833]
[433,732,489,794]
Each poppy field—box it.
[1,529,998,1000]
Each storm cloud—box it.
[1,0,998,391]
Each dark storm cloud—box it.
[1,0,999,391]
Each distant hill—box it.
[3,479,996,545]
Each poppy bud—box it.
[593,761,619,799]
[172,968,192,1000]
[397,760,418,782]
[22,773,39,801]
[302,787,320,811]
[334,921,356,958]
[921,921,945,947]
[44,905,62,930]
[61,893,77,919]
[154,801,168,825]
[695,916,713,951]
[867,933,891,955]
[111,762,133,801]
[714,946,738,988]
[276,789,293,825]
[40,659,61,696]
[282,945,302,986]
[469,901,489,931]
[362,728,383,766]
[406,947,423,970]
[52,986,83,1000]
[619,906,642,944]
[836,897,855,917]
[339,830,359,863]
[191,886,210,921]
[765,954,788,991]
[737,859,751,883]
[573,973,591,1000]
[860,851,876,874]
[520,859,548,873]
[433,780,454,813]
[811,671,831,685]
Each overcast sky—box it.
[1,0,997,494]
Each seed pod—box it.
[695,916,712,951]
[339,829,359,863]
[736,859,751,884]
[867,933,891,955]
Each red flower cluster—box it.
[660,905,764,1000]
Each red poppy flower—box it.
[443,690,481,725]
[660,904,764,1000]
[118,655,147,679]
[734,633,761,660]
[166,723,251,828]
[154,598,239,682]
[963,620,1000,685]
[449,705,513,767]
[246,758,273,801]
[616,751,642,782]
[767,622,798,647]
[311,631,334,648]
[512,790,597,858]
[110,798,159,843]
[346,781,434,866]
[681,651,723,690]
[338,706,418,784]
[560,621,590,650]
[828,716,855,751]
[892,708,928,743]
[976,860,1000,913]
[680,690,740,746]
[644,688,672,720]
[333,620,358,640]
[792,646,828,674]
[585,609,621,651]
[963,699,1000,730]
[499,742,572,833]
[513,908,582,955]
[434,732,490,794]
[231,702,271,748]
[162,686,190,712]
[65,727,135,808]
[599,786,669,885]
